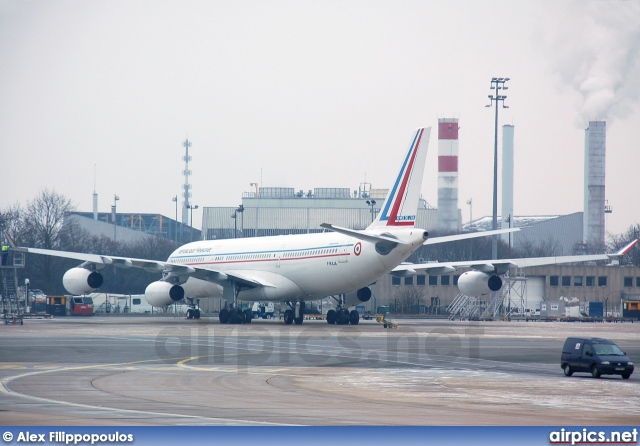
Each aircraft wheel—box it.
[186,309,193,319]
[294,316,304,325]
[194,309,201,319]
[349,310,360,325]
[326,310,336,324]
[283,309,294,325]
[336,310,348,325]
[244,309,253,323]
[219,309,229,324]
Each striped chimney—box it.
[436,118,460,232]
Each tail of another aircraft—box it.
[367,127,430,230]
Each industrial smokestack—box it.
[501,125,514,241]
[436,118,460,232]
[583,121,606,248]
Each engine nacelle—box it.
[145,281,185,307]
[62,267,104,295]
[344,287,372,307]
[458,271,503,296]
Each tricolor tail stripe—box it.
[379,128,424,226]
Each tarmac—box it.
[1,316,639,426]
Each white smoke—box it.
[540,1,640,126]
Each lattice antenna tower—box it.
[182,139,192,225]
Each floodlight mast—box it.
[485,77,510,260]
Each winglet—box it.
[611,239,638,256]
[367,127,430,229]
[4,231,17,249]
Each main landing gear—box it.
[283,301,305,325]
[218,284,253,324]
[326,294,359,325]
[185,298,201,320]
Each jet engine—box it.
[344,287,372,307]
[457,271,503,296]
[62,267,104,295]
[145,281,185,307]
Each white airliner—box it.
[12,127,637,325]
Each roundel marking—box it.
[354,242,362,256]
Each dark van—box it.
[561,337,634,379]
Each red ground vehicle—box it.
[69,296,93,316]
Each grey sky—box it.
[1,0,639,236]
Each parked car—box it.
[561,337,634,379]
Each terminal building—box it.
[201,186,442,240]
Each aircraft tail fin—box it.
[367,127,430,230]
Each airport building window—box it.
[562,276,571,287]
[624,277,633,287]
[598,276,607,287]
[417,275,426,286]
[429,275,438,286]
[550,276,559,287]
[586,276,595,287]
[392,276,401,286]
[637,277,640,287]
[453,275,459,286]
[404,277,413,286]
[574,276,583,287]
[441,275,450,286]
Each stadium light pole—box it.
[112,194,120,241]
[187,204,199,241]
[366,199,377,222]
[172,196,178,243]
[485,77,509,260]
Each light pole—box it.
[366,200,377,222]
[172,196,178,243]
[112,194,120,241]
[187,204,199,241]
[24,278,29,313]
[485,77,510,260]
[466,198,473,229]
[232,204,244,238]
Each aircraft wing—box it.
[320,224,519,246]
[392,239,639,276]
[423,228,519,245]
[14,246,266,289]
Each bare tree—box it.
[16,190,77,294]
[395,286,424,314]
